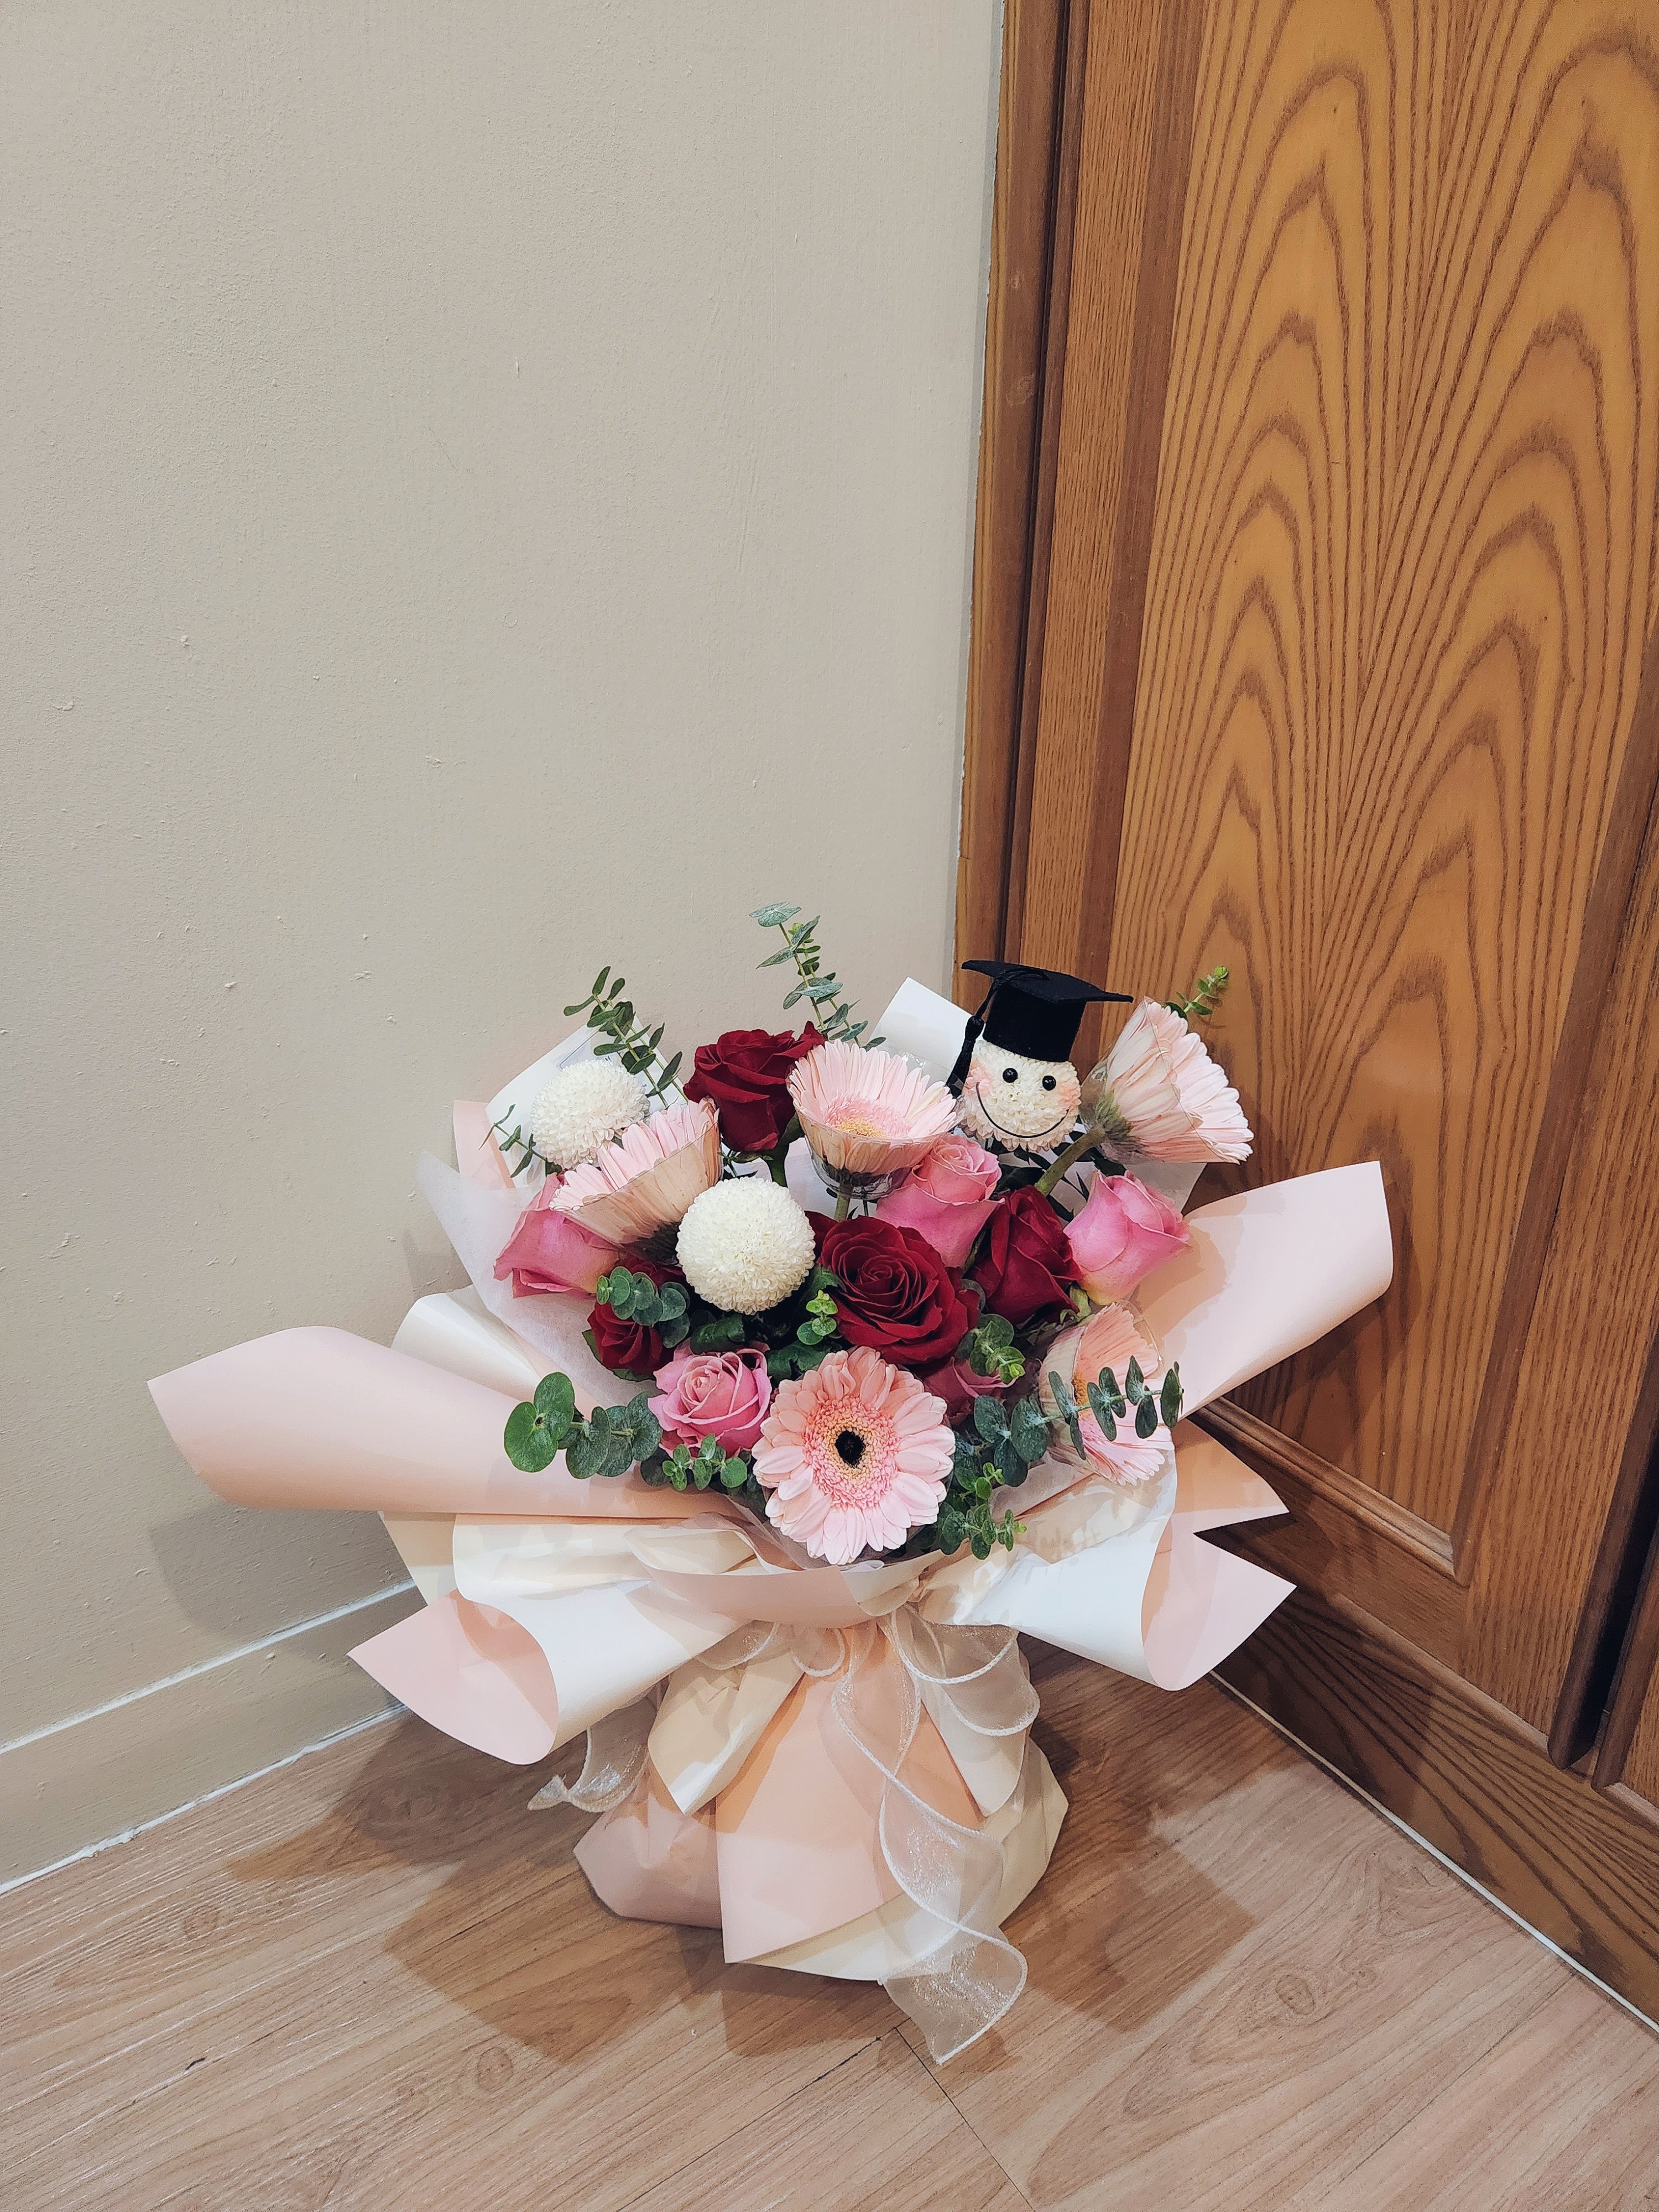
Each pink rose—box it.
[649,1345,773,1454]
[1064,1171,1190,1302]
[494,1181,618,1298]
[875,1133,1001,1269]
[918,1355,1011,1427]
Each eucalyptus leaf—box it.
[752,903,799,927]
[1160,1364,1184,1428]
[972,1393,1010,1442]
[1125,1357,1146,1405]
[503,1401,558,1473]
[1009,1398,1050,1463]
[1134,1396,1160,1439]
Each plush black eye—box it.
[1002,1066,1019,1083]
[1041,1074,1057,1092]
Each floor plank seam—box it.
[607,2034,889,2212]
[924,2043,1036,2208]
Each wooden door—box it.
[963,0,1659,2012]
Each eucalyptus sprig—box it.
[564,966,682,1099]
[488,1115,554,1178]
[503,1372,663,1478]
[1167,966,1230,1023]
[751,904,881,1046]
[956,1312,1026,1386]
[1084,1356,1185,1441]
[928,1418,1044,1559]
[1050,1355,1183,1455]
[594,1266,690,1350]
[763,1266,842,1380]
[643,1433,754,1494]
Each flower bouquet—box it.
[150,909,1391,2059]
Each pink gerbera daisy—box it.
[551,1097,721,1245]
[752,1345,954,1564]
[789,1040,957,1181]
[1082,999,1252,1163]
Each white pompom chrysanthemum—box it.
[529,1060,649,1171]
[676,1178,816,1314]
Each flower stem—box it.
[1035,1127,1100,1197]
[834,1183,852,1222]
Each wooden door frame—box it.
[953,0,1081,1001]
[958,0,1659,2019]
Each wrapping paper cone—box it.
[575,1765,722,1928]
[150,1326,739,1524]
[350,1590,561,1764]
[1137,1161,1393,1412]
[921,1423,1288,1691]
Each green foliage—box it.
[688,1310,747,1353]
[502,1371,578,1471]
[931,1428,1027,1561]
[750,905,881,1046]
[962,1387,1049,1494]
[643,1434,753,1493]
[488,1116,553,1179]
[1167,966,1230,1023]
[563,966,682,1099]
[502,1373,660,1479]
[765,1339,833,1382]
[567,1395,662,1479]
[796,1268,840,1347]
[1046,1368,1086,1458]
[957,1313,1025,1385]
[594,1267,690,1349]
[1081,1358,1183,1444]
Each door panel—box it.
[1045,0,1659,1548]
[1007,0,1659,1721]
[967,0,1659,2001]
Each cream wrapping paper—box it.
[148,1014,1394,2060]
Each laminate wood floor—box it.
[6,1647,1658,2211]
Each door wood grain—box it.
[960,0,1659,2013]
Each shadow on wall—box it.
[150,1500,408,1644]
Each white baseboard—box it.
[0,1582,418,1887]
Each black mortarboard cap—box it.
[947,961,1130,1091]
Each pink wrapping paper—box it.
[576,1766,722,1928]
[712,1625,982,1961]
[149,1327,742,1524]
[352,1589,561,1764]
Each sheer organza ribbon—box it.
[842,1614,1037,2062]
[531,1605,1042,2060]
[527,1697,653,1813]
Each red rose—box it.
[684,1025,825,1154]
[971,1185,1077,1326]
[588,1258,683,1378]
[817,1215,976,1370]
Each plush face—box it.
[956,1041,1082,1152]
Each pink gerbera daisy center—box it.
[819,1097,909,1141]
[804,1403,897,1506]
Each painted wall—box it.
[2,0,1000,1880]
